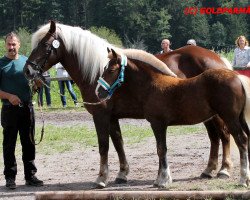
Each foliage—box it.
[123,34,148,50]
[16,27,32,56]
[89,26,123,47]
[210,22,227,47]
[0,39,5,57]
[0,0,248,55]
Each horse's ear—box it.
[107,47,111,53]
[49,20,56,34]
[111,49,118,59]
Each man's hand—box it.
[8,94,21,106]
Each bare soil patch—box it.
[0,109,243,199]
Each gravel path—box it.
[0,109,242,199]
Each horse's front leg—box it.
[109,117,129,184]
[93,113,111,188]
[150,120,172,188]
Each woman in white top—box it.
[232,35,250,68]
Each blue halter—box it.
[98,55,127,98]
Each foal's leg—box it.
[202,116,232,178]
[150,121,172,188]
[226,121,250,186]
[93,114,111,188]
[109,117,129,184]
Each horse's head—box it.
[24,20,64,84]
[95,48,127,101]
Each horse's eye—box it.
[107,67,117,73]
[44,42,51,47]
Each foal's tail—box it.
[238,75,250,128]
[237,75,250,160]
[220,56,232,70]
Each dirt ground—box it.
[0,109,244,199]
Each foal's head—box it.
[95,48,126,100]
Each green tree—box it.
[17,27,32,56]
[88,0,171,52]
[89,26,123,47]
[210,22,227,47]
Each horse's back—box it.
[155,46,228,78]
[199,69,245,113]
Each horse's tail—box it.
[238,75,250,126]
[220,56,232,70]
[237,75,250,161]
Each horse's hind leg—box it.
[201,116,232,178]
[109,117,129,184]
[150,120,172,188]
[225,120,250,186]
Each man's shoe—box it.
[6,178,16,189]
[25,176,43,187]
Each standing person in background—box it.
[55,62,78,107]
[232,35,250,68]
[160,39,173,53]
[38,71,51,107]
[186,39,197,46]
[0,32,43,189]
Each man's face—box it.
[5,36,20,58]
[161,40,170,49]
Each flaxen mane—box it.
[32,22,118,83]
[120,49,177,77]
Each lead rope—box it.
[37,76,110,105]
[29,81,45,145]
[28,76,109,145]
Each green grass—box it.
[219,50,234,63]
[0,123,205,156]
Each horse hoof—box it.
[200,172,213,179]
[115,178,127,184]
[95,182,106,189]
[217,170,230,179]
[217,173,230,179]
[153,182,167,188]
[238,182,248,188]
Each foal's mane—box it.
[121,49,177,77]
[32,22,117,83]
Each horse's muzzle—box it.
[23,65,39,80]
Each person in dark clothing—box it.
[38,71,51,107]
[0,32,43,189]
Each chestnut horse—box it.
[96,48,250,187]
[156,47,233,178]
[24,21,232,187]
